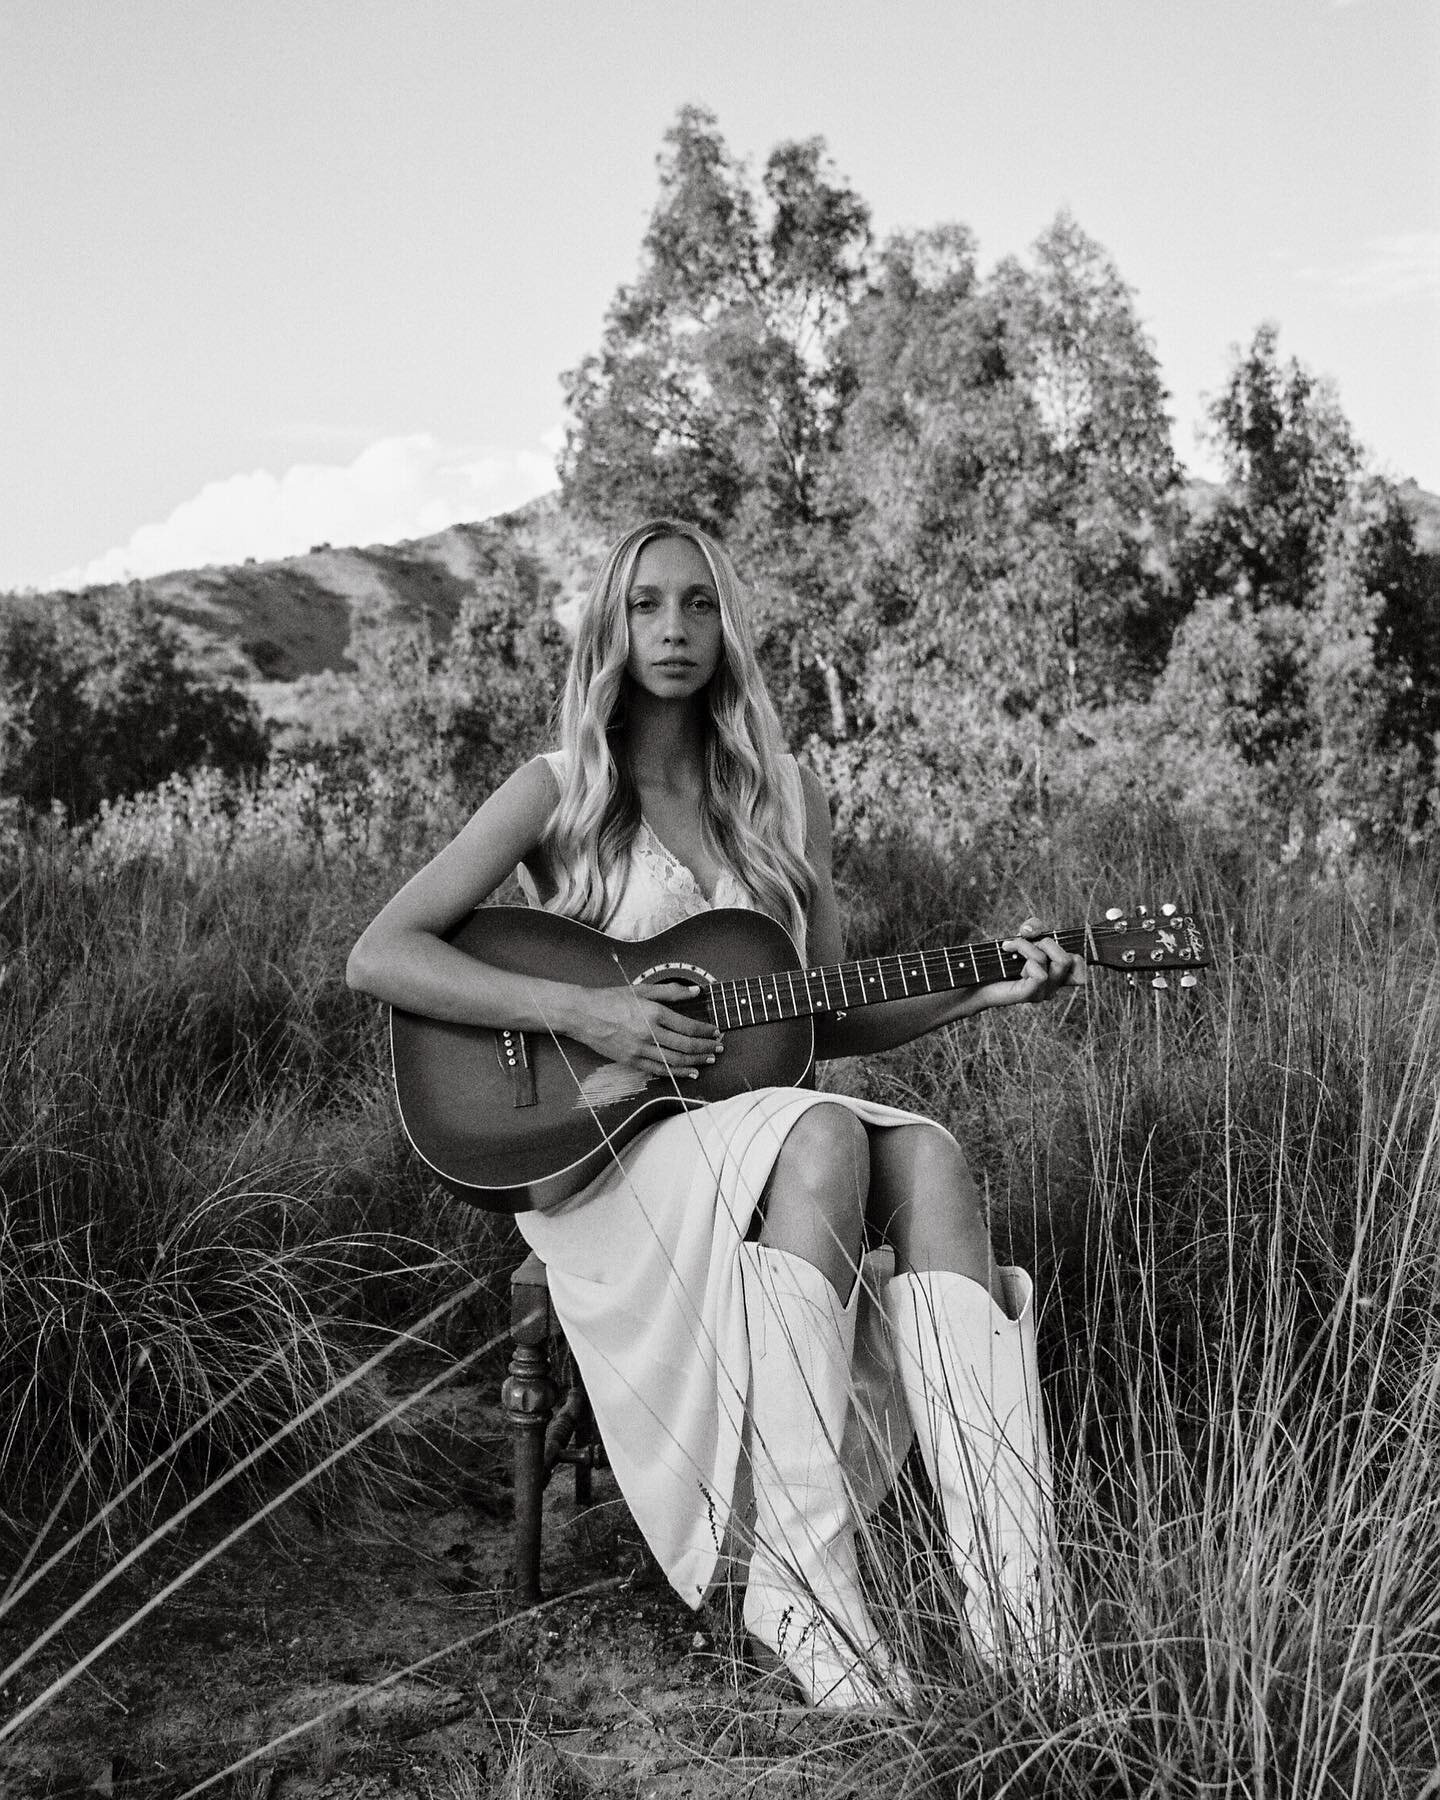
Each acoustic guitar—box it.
[389,903,1210,1212]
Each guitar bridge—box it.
[497,1029,538,1109]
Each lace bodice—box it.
[517,750,805,951]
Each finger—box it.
[636,979,709,1003]
[653,1031,717,1063]
[636,1045,700,1076]
[656,1061,705,1082]
[1001,937,1050,977]
[1038,941,1081,986]
[1000,939,1053,996]
[634,985,721,1034]
[656,1008,722,1040]
[649,1049,707,1081]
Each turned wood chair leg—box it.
[571,1368,594,1507]
[504,1250,612,1602]
[504,1254,558,1606]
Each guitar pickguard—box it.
[574,1062,655,1108]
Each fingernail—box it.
[705,1055,715,1065]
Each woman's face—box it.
[623,535,724,702]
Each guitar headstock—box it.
[1085,904,1210,989]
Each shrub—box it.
[0,593,267,821]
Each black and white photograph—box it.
[2,2,1439,1793]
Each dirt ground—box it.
[0,1352,910,1800]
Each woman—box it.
[347,519,1080,1710]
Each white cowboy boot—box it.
[883,1266,1062,1668]
[739,1243,906,1711]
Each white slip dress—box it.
[514,752,952,1607]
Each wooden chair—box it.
[501,1250,608,1604]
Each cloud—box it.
[51,431,561,590]
[1294,231,1440,305]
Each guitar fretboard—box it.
[706,925,1100,1033]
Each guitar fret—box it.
[660,919,1171,1042]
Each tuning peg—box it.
[1105,907,1124,921]
[1126,973,1139,988]
[1151,975,1169,990]
[1179,973,1199,988]
[1161,903,1177,917]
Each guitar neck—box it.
[707,925,1096,1033]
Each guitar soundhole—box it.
[635,957,716,985]
[634,959,719,1019]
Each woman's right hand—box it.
[567,980,723,1079]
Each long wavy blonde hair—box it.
[543,520,813,950]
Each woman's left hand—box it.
[983,916,1086,1011]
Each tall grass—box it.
[0,791,510,1551]
[3,766,1438,1793]
[829,811,1440,1792]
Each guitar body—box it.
[389,899,1210,1214]
[389,907,813,1212]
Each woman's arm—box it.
[798,767,1080,1062]
[346,756,585,1030]
[346,757,721,1076]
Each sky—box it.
[2,0,1437,593]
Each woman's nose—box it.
[661,600,687,640]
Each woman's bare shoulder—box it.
[357,755,561,943]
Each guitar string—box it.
[707,922,1196,1027]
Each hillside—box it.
[7,481,1438,698]
[3,493,600,688]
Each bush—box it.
[0,592,268,821]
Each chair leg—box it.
[571,1368,594,1507]
[503,1337,556,1605]
[506,1252,559,1606]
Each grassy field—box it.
[2,776,1438,1796]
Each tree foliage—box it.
[281,538,568,804]
[561,110,1185,792]
[1154,326,1440,838]
[559,104,869,548]
[829,214,1181,742]
[0,593,268,821]
[1181,322,1361,614]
